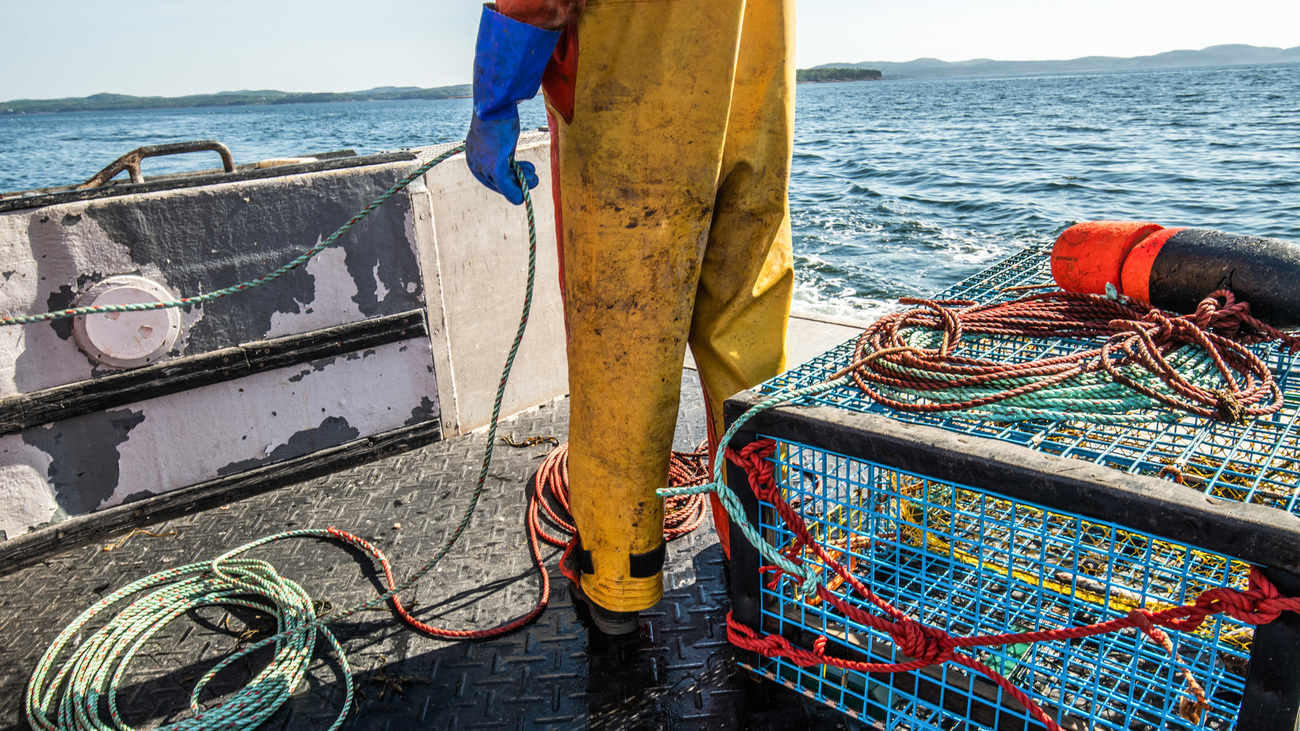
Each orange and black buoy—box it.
[1051,220,1300,327]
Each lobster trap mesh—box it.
[751,440,1250,729]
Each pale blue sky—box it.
[1,0,1297,100]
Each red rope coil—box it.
[849,290,1300,422]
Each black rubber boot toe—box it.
[568,579,640,636]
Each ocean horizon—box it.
[3,62,1297,322]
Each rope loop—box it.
[1157,464,1186,484]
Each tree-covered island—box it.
[1,85,472,115]
[795,68,882,83]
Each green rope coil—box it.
[26,530,350,731]
[26,153,541,731]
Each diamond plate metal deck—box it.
[0,373,866,731]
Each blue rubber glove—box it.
[467,4,560,205]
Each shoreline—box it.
[10,55,1297,116]
[1,97,473,117]
[1,86,472,116]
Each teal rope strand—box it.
[658,376,850,597]
[25,158,540,731]
[1,143,467,327]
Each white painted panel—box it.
[419,135,568,434]
[0,438,57,540]
[103,337,439,509]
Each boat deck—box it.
[0,369,866,731]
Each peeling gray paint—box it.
[103,337,438,509]
[406,397,439,427]
[343,226,416,317]
[82,167,425,353]
[216,416,360,476]
[84,194,319,349]
[3,211,183,394]
[286,356,337,383]
[21,408,146,515]
[42,284,77,341]
[116,488,165,506]
[2,159,432,399]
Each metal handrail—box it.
[77,140,235,189]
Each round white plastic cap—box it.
[72,276,182,369]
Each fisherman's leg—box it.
[689,0,796,558]
[548,0,748,614]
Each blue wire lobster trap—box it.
[724,243,1300,730]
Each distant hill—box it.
[0,84,472,115]
[819,44,1300,80]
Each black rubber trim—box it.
[1239,569,1300,730]
[629,541,666,578]
[724,425,765,669]
[1149,228,1300,327]
[0,310,427,436]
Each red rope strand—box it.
[331,440,711,641]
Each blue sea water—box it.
[2,63,1298,322]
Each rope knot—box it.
[1212,569,1289,625]
[1193,291,1226,327]
[1193,290,1266,342]
[1129,608,1172,646]
[1132,310,1174,339]
[760,562,808,592]
[1214,389,1246,424]
[1185,569,1300,628]
[1193,290,1249,330]
[890,618,954,665]
[726,439,780,502]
